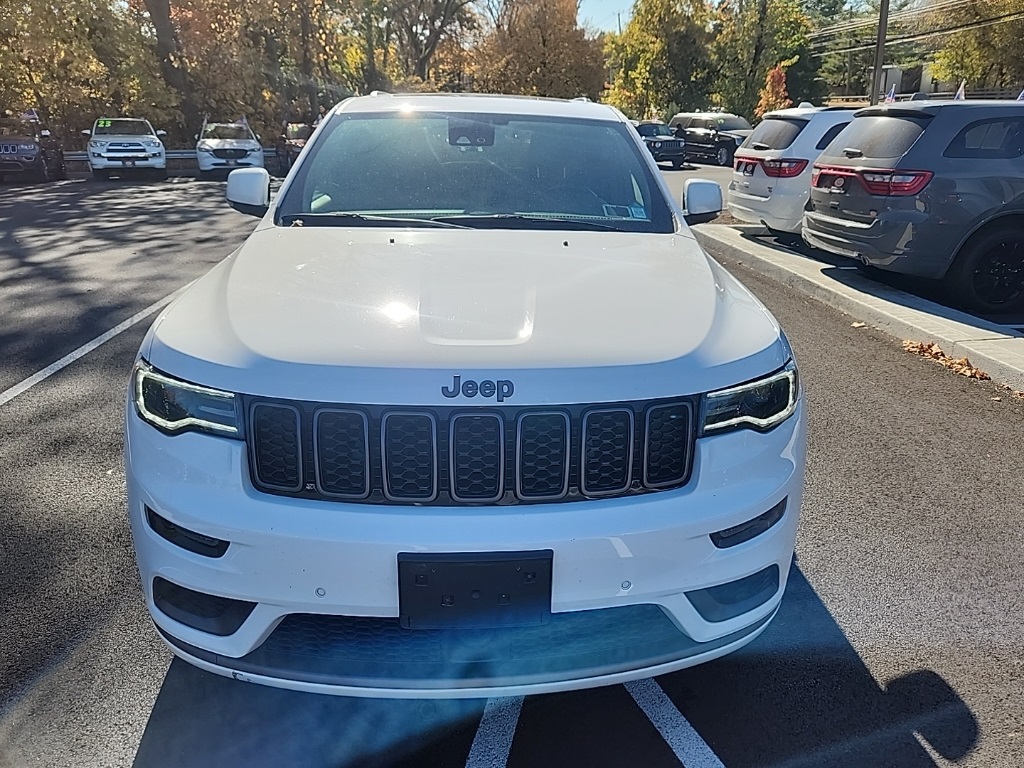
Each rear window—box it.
[819,115,930,161]
[746,117,807,150]
[944,118,1024,159]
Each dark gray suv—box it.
[802,101,1024,312]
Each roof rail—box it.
[572,96,591,102]
[368,90,391,97]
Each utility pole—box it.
[869,0,891,105]
[617,12,621,34]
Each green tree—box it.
[929,0,1024,90]
[604,0,713,119]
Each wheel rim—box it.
[717,147,728,165]
[972,239,1024,306]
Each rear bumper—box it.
[802,210,954,279]
[728,186,807,234]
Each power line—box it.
[809,0,985,39]
[813,9,1024,56]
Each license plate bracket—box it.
[398,551,553,630]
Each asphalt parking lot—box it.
[1,176,1023,767]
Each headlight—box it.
[145,140,162,149]
[89,140,105,149]
[133,362,242,437]
[18,143,37,152]
[702,361,798,434]
[197,143,214,153]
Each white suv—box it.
[126,93,806,698]
[195,119,264,178]
[728,106,855,234]
[84,117,167,180]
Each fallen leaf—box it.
[851,322,867,328]
[991,397,1002,401]
[902,340,991,380]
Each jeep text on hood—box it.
[126,93,806,699]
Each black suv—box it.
[669,112,753,166]
[803,101,1024,312]
[0,117,66,183]
[632,120,688,168]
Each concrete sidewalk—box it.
[694,224,1024,392]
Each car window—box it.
[277,112,674,233]
[815,122,849,151]
[819,115,930,161]
[94,119,155,136]
[944,117,1024,159]
[637,123,673,137]
[747,117,807,150]
[202,124,253,140]
[716,116,753,131]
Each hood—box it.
[145,228,788,404]
[197,138,259,150]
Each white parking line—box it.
[625,678,726,768]
[0,282,193,408]
[465,696,524,768]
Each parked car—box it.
[83,117,167,181]
[670,112,753,166]
[125,93,805,699]
[275,122,312,174]
[728,106,855,235]
[802,100,1024,312]
[632,120,688,168]
[195,119,264,179]
[0,116,66,183]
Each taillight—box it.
[859,170,933,196]
[811,166,822,186]
[761,159,808,178]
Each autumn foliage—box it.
[754,64,793,119]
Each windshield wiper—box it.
[750,142,771,151]
[279,212,470,229]
[429,214,622,231]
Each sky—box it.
[577,0,633,33]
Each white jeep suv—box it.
[84,117,167,180]
[126,93,806,698]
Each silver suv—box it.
[802,101,1024,312]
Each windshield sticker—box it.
[629,205,648,220]
[97,119,112,128]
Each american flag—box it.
[884,85,896,104]
[20,108,40,122]
[954,81,966,100]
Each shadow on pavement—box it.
[737,227,1024,330]
[658,564,979,768]
[131,563,977,767]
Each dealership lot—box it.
[1,177,1022,767]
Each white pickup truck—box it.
[84,117,167,181]
[125,93,806,698]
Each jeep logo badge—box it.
[441,375,514,402]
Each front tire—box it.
[944,225,1024,313]
[716,145,733,167]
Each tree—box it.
[928,0,1024,91]
[755,63,793,117]
[604,0,713,119]
[473,0,605,99]
[710,0,822,117]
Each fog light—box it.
[153,577,255,636]
[146,506,229,557]
[685,565,780,622]
[710,499,786,548]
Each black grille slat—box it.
[382,413,437,501]
[581,409,634,496]
[315,410,370,498]
[248,398,694,505]
[450,414,504,502]
[517,412,570,500]
[644,404,693,488]
[250,404,302,491]
[213,148,247,159]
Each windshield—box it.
[715,116,752,131]
[0,121,34,137]
[277,111,674,233]
[636,123,673,137]
[284,123,312,140]
[201,123,253,140]
[94,119,154,136]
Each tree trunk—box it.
[299,3,318,118]
[142,0,199,131]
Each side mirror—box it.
[39,129,51,137]
[194,133,199,141]
[226,167,271,217]
[156,129,167,137]
[255,134,261,141]
[81,129,92,136]
[682,179,722,226]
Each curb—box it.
[692,224,1024,392]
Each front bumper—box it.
[0,155,44,175]
[197,153,265,172]
[126,401,806,697]
[89,153,166,170]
